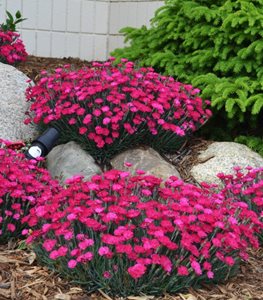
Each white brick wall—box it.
[0,0,163,60]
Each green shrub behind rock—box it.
[112,0,263,142]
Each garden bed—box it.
[0,55,261,300]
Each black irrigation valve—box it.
[25,127,60,159]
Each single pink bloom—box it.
[177,266,189,276]
[83,114,92,124]
[35,206,46,217]
[191,261,202,275]
[98,246,111,256]
[68,118,76,125]
[203,261,212,271]
[42,223,51,233]
[7,223,15,232]
[103,117,111,125]
[79,239,94,250]
[57,246,68,257]
[43,239,57,252]
[93,109,101,117]
[128,263,146,279]
[67,213,77,221]
[49,250,59,260]
[225,256,235,266]
[79,127,87,135]
[68,259,77,269]
[136,169,145,175]
[141,189,152,196]
[103,271,111,279]
[112,184,122,191]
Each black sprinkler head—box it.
[25,127,60,159]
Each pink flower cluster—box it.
[218,166,263,241]
[0,142,60,243]
[23,169,262,293]
[25,59,212,160]
[0,30,27,64]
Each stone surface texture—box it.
[111,147,181,180]
[191,142,263,185]
[46,141,102,183]
[0,63,38,141]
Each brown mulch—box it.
[163,138,214,184]
[17,55,93,83]
[6,55,262,299]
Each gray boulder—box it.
[0,63,37,141]
[111,147,181,180]
[190,142,263,185]
[46,141,102,183]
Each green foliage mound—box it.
[112,0,263,142]
[235,135,263,157]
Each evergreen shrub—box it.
[235,135,263,157]
[112,0,263,142]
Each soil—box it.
[0,55,261,300]
[17,55,93,82]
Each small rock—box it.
[190,142,263,185]
[46,141,102,183]
[111,147,181,180]
[0,63,38,141]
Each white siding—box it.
[0,0,163,60]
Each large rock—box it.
[111,147,181,180]
[190,142,263,185]
[46,141,102,183]
[0,63,37,141]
